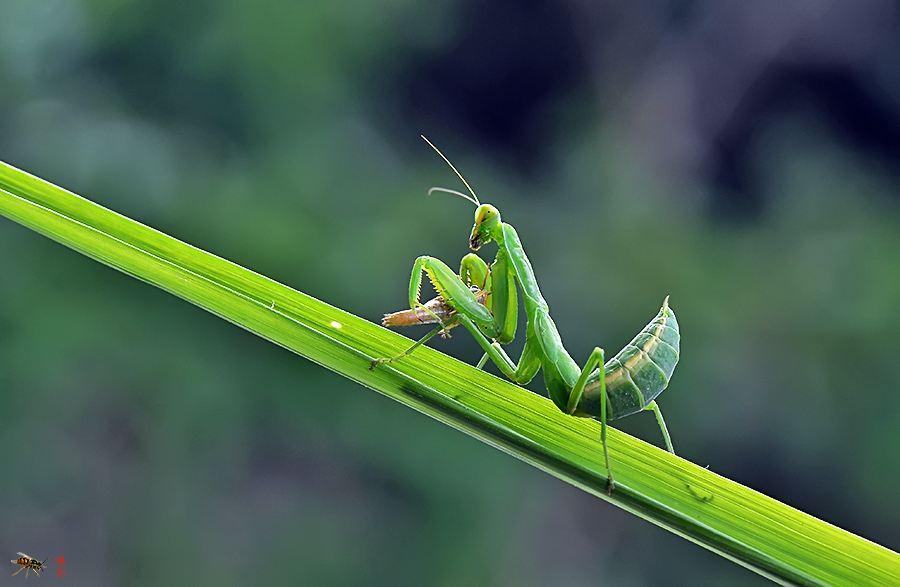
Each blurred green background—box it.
[2,1,899,585]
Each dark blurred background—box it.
[1,1,899,585]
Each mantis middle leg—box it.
[453,319,615,490]
[454,314,542,385]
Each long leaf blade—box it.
[0,161,897,585]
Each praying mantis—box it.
[372,137,680,492]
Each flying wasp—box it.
[11,552,47,577]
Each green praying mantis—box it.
[371,137,680,492]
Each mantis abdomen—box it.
[576,297,680,421]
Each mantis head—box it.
[420,135,501,250]
[469,204,501,251]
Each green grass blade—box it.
[0,160,897,586]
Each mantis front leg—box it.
[372,255,507,368]
[460,251,519,369]
[459,253,491,370]
[407,256,496,334]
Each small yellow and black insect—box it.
[10,552,47,577]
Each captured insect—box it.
[11,552,47,577]
[372,136,680,492]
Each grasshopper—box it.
[373,137,680,492]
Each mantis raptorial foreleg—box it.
[370,254,499,369]
[460,253,490,291]
[458,253,492,370]
[407,256,497,334]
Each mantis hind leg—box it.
[566,347,615,494]
[644,400,675,453]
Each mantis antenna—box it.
[427,186,479,206]
[421,135,481,206]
